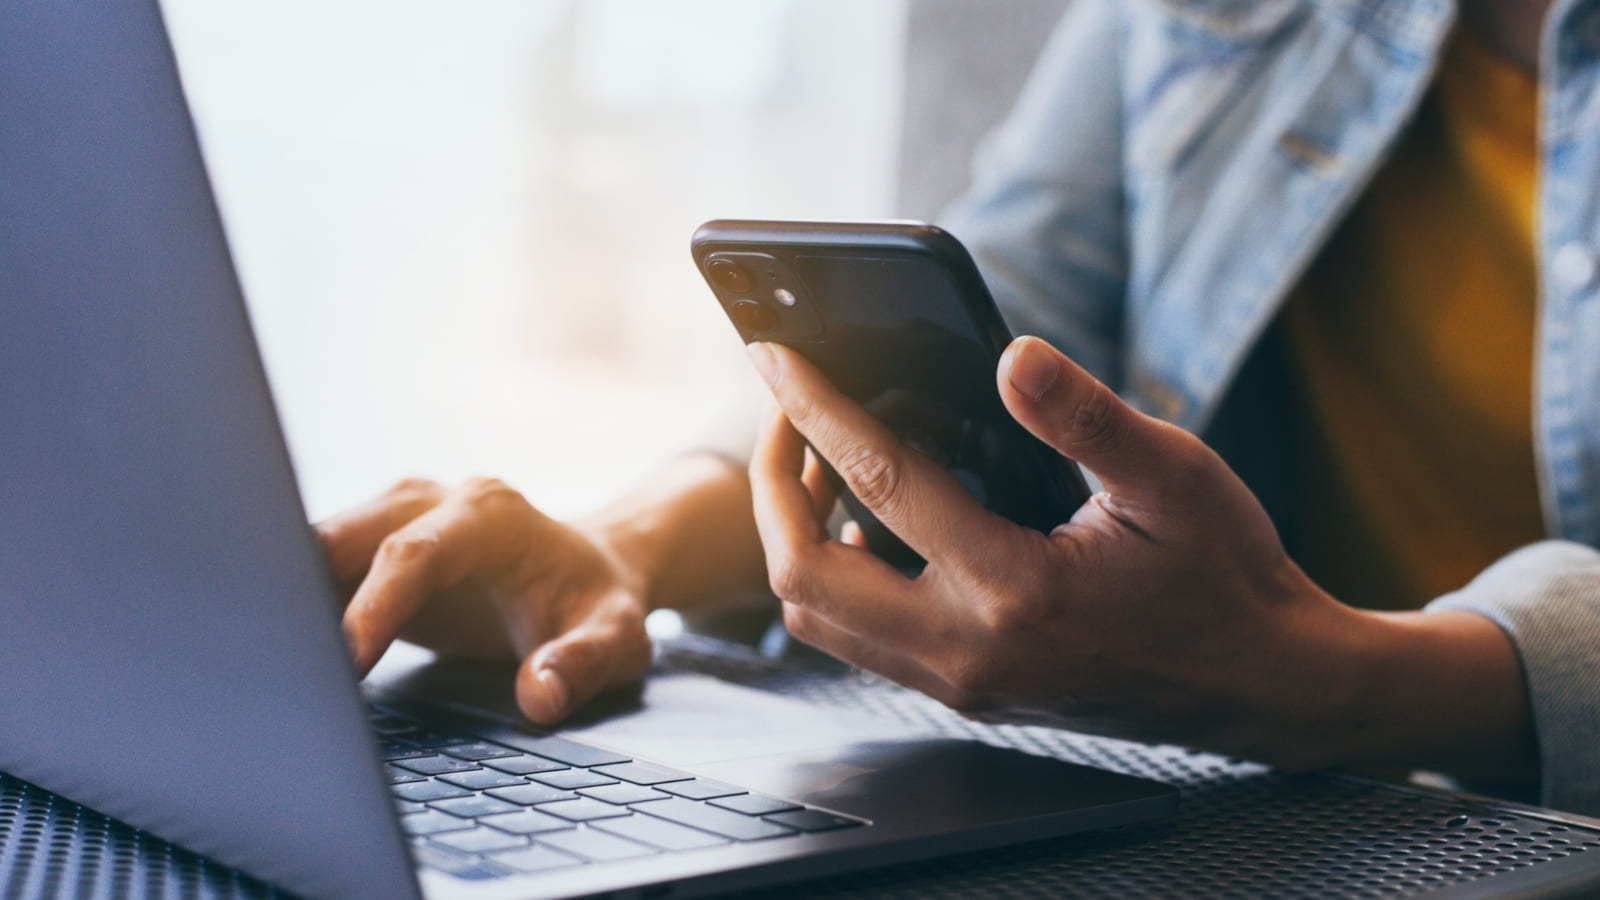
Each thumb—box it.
[996,336,1194,494]
[514,616,651,725]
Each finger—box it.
[996,336,1202,495]
[751,403,828,544]
[748,341,1018,565]
[314,478,446,596]
[801,445,838,521]
[342,478,541,673]
[782,603,985,713]
[515,599,652,724]
[749,409,932,648]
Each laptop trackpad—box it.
[555,671,927,767]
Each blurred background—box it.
[161,0,1065,522]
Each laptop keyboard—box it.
[370,706,866,881]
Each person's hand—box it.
[744,337,1531,773]
[316,478,652,725]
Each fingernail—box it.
[1006,338,1059,401]
[535,667,568,718]
[747,342,778,387]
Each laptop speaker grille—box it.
[0,776,280,900]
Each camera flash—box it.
[773,288,797,307]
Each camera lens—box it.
[708,259,753,293]
[730,298,778,333]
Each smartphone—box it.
[692,219,1092,571]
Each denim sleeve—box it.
[936,0,1130,388]
[1425,541,1600,816]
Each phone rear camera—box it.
[708,259,753,293]
[730,299,778,333]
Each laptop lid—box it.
[0,4,418,898]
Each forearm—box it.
[574,451,767,613]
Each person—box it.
[319,0,1600,815]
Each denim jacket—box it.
[939,0,1600,813]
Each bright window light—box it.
[161,0,907,521]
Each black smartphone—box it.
[692,219,1092,571]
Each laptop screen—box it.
[0,4,418,898]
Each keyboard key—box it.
[484,754,567,776]
[538,827,655,862]
[394,755,480,776]
[380,740,429,760]
[394,800,427,815]
[578,783,669,806]
[438,769,525,790]
[430,825,529,854]
[518,736,629,768]
[480,809,574,835]
[591,762,693,786]
[532,769,617,790]
[656,779,745,801]
[400,810,474,836]
[536,798,633,822]
[634,798,796,841]
[440,741,519,761]
[404,730,472,750]
[410,844,507,880]
[384,764,426,785]
[593,815,729,851]
[430,795,521,819]
[765,809,863,832]
[489,845,583,873]
[710,794,801,816]
[393,780,472,803]
[487,783,576,806]
[369,714,419,736]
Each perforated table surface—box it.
[5,634,1600,899]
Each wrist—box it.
[1350,608,1536,778]
[1218,579,1384,771]
[572,451,761,612]
[572,504,674,613]
[1331,608,1537,781]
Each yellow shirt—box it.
[1284,30,1546,611]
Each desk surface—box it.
[4,634,1600,899]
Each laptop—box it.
[0,4,1177,899]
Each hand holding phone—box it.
[693,219,1091,570]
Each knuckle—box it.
[1068,381,1122,455]
[976,588,1051,636]
[766,551,812,604]
[965,549,1061,636]
[780,394,823,430]
[387,476,443,504]
[834,443,902,513]
[375,530,441,571]
[459,476,525,511]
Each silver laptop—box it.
[0,4,1177,898]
